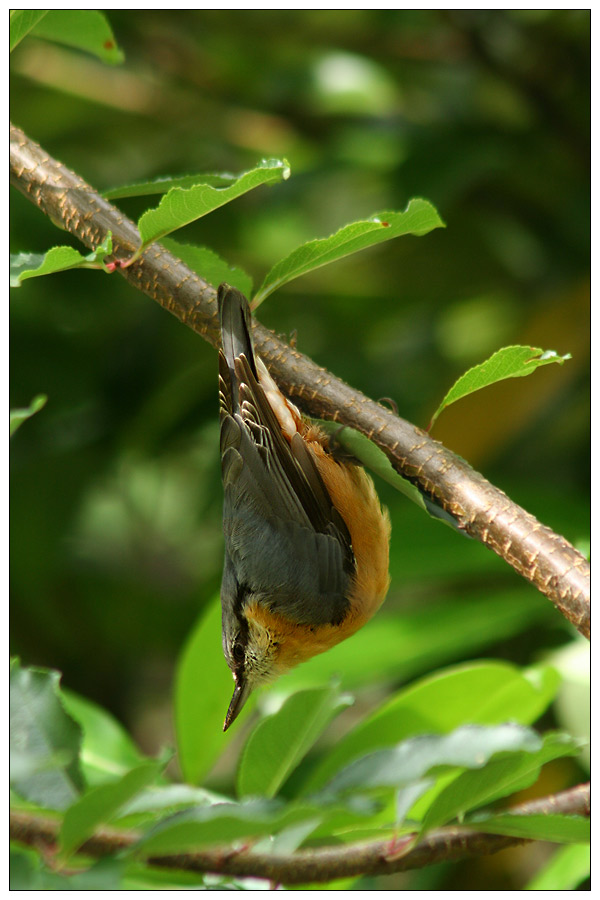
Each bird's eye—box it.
[232,641,245,664]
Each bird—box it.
[217,283,391,731]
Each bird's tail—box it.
[218,283,258,373]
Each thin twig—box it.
[9,123,590,638]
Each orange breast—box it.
[245,433,390,675]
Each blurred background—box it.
[10,10,589,889]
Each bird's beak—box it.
[223,674,251,731]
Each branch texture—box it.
[10,123,590,638]
[9,783,590,885]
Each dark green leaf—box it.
[420,732,580,834]
[137,800,320,855]
[161,238,253,297]
[10,659,84,811]
[237,685,352,799]
[465,812,589,844]
[319,723,541,799]
[59,760,164,857]
[253,199,445,307]
[61,690,149,787]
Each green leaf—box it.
[117,783,227,819]
[10,659,85,811]
[10,394,47,437]
[10,234,113,286]
[174,599,253,784]
[30,10,124,64]
[428,345,571,429]
[103,172,239,200]
[61,690,149,787]
[318,723,542,800]
[301,662,559,793]
[419,732,580,834]
[280,593,553,702]
[137,800,322,855]
[10,10,49,51]
[59,760,164,858]
[137,159,290,250]
[465,812,589,844]
[526,844,590,890]
[253,198,445,307]
[161,238,253,298]
[237,685,352,799]
[319,421,427,511]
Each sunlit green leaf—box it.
[30,10,124,64]
[103,172,238,200]
[10,234,113,286]
[253,198,445,307]
[10,10,49,51]
[526,843,590,889]
[175,600,254,785]
[137,159,290,250]
[302,662,559,793]
[237,685,352,799]
[10,394,47,437]
[429,345,571,430]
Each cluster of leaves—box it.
[10,645,589,890]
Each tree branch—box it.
[10,122,590,638]
[9,783,590,885]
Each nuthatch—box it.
[218,284,390,731]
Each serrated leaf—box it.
[526,844,590,890]
[175,600,254,785]
[10,394,47,437]
[59,760,164,857]
[237,685,352,799]
[61,690,149,786]
[30,10,124,64]
[10,659,85,811]
[161,238,253,298]
[10,234,113,286]
[253,198,445,307]
[302,662,559,794]
[464,812,589,844]
[419,732,580,835]
[137,159,290,250]
[103,172,239,200]
[319,723,541,799]
[428,345,571,430]
[10,10,49,51]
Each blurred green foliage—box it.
[10,11,589,889]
